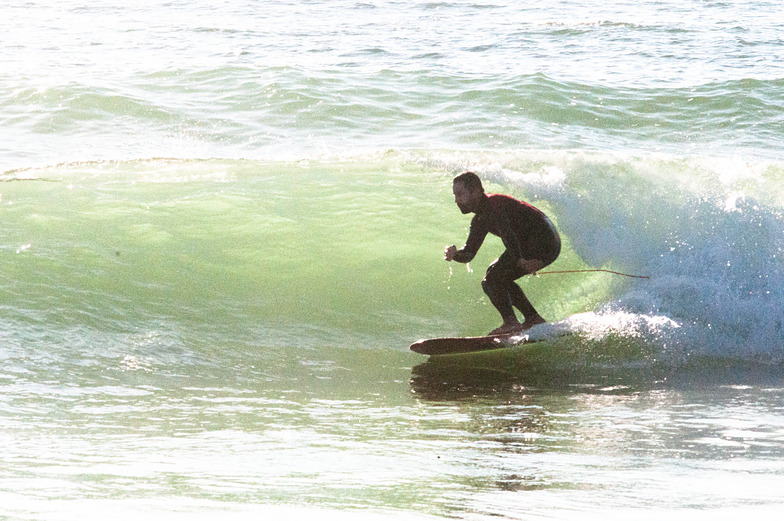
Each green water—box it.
[3,152,784,521]
[4,1,784,516]
[1,156,607,348]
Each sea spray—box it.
[474,151,784,364]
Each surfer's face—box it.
[453,181,482,214]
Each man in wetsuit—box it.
[444,171,561,335]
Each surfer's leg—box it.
[507,281,546,330]
[507,281,536,317]
[509,230,560,330]
[482,254,522,333]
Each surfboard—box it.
[410,332,546,356]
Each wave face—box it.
[2,0,784,371]
[3,151,783,371]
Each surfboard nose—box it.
[409,340,429,354]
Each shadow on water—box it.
[408,331,784,401]
[409,355,784,402]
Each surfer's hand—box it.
[444,245,457,261]
[518,258,544,275]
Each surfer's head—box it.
[453,171,485,214]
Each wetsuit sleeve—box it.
[453,215,488,263]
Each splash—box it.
[432,149,784,364]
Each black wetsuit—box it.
[453,194,561,322]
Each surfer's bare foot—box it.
[521,314,546,330]
[489,322,525,336]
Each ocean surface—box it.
[2,1,784,519]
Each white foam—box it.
[495,152,784,361]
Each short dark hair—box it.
[453,171,484,193]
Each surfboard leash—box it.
[535,269,650,279]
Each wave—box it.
[1,150,783,372]
[452,149,784,366]
[4,70,784,171]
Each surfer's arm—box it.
[449,216,487,263]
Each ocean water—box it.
[2,1,784,519]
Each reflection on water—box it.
[4,334,784,520]
[407,356,784,517]
[410,357,784,460]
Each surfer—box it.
[444,171,561,335]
